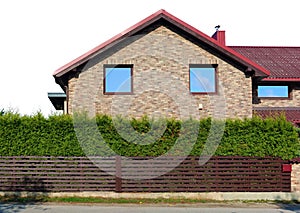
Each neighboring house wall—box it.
[68,26,252,119]
[292,164,300,192]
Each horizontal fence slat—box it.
[0,156,291,193]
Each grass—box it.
[0,195,214,204]
[0,195,300,205]
[48,197,221,204]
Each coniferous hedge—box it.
[0,112,299,159]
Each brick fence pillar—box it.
[291,164,300,192]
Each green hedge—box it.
[0,113,83,156]
[0,112,299,159]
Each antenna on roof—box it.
[215,25,220,31]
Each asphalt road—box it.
[0,203,300,213]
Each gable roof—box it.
[230,46,300,82]
[53,9,270,78]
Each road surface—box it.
[0,203,299,213]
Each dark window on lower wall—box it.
[258,85,289,98]
[189,64,217,94]
[103,64,133,94]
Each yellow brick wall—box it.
[68,25,252,119]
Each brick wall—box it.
[68,26,252,119]
[291,164,300,192]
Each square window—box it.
[104,65,133,94]
[189,64,217,93]
[258,85,289,98]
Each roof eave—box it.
[262,78,300,82]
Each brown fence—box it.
[0,156,291,192]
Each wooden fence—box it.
[0,156,291,192]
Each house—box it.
[49,9,300,124]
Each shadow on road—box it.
[273,193,300,213]
[0,176,50,213]
[275,203,300,213]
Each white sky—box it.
[0,0,299,116]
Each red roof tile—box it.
[253,107,300,123]
[230,46,300,81]
[53,9,270,78]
